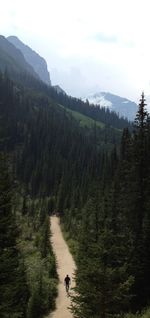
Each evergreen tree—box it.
[130,93,149,308]
[133,92,148,234]
[40,216,51,258]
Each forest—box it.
[0,67,150,318]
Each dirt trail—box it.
[49,215,76,318]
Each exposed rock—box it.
[83,91,138,121]
[8,36,51,86]
[53,85,66,95]
[0,35,39,79]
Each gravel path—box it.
[48,215,76,318]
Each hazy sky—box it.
[1,0,150,102]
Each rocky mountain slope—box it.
[0,35,39,79]
[8,35,51,86]
[83,91,138,121]
[0,33,131,133]
[53,85,66,94]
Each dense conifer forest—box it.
[0,64,150,318]
[66,93,150,318]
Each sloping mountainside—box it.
[8,35,51,85]
[0,53,130,207]
[0,34,131,132]
[0,37,131,200]
[0,73,118,196]
[0,35,39,80]
[83,91,138,121]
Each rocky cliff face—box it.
[53,85,66,95]
[0,35,39,79]
[8,36,51,86]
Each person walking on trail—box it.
[64,274,71,292]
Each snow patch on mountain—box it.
[83,92,138,121]
[84,93,112,108]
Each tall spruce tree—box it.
[133,92,148,233]
[129,93,149,308]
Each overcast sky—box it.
[1,0,150,102]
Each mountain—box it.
[0,33,131,133]
[53,85,66,95]
[8,36,51,86]
[83,91,138,121]
[0,35,39,79]
[0,34,130,132]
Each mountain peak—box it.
[7,36,51,86]
[83,91,138,121]
[0,35,40,79]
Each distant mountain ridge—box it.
[8,36,51,86]
[83,91,138,121]
[53,85,66,95]
[0,33,132,131]
[0,35,39,79]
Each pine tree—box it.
[22,195,28,216]
[133,92,148,233]
[40,216,50,258]
[128,93,149,308]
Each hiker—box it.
[64,274,71,292]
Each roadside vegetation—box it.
[17,194,58,318]
[0,154,57,318]
[123,309,150,318]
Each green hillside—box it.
[59,104,105,128]
[59,103,122,132]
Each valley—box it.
[0,33,150,318]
